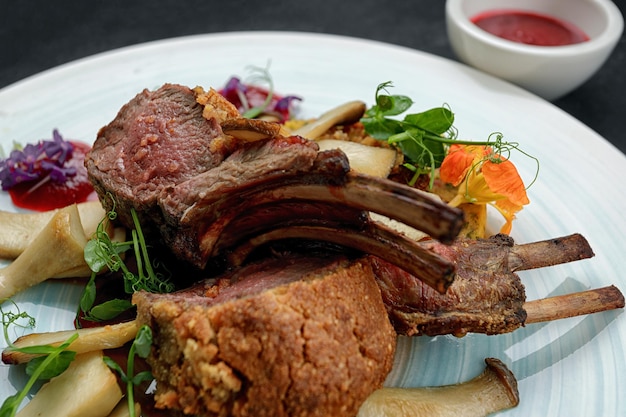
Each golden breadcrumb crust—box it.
[134,257,396,417]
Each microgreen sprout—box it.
[219,65,301,122]
[1,299,77,417]
[361,81,539,188]
[1,299,35,347]
[473,132,540,191]
[79,205,173,323]
[240,64,276,119]
[103,325,154,417]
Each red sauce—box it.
[8,141,96,211]
[471,10,589,46]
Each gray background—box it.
[1,0,624,153]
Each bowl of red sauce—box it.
[445,0,623,100]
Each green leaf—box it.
[360,116,403,140]
[375,94,413,116]
[25,350,76,380]
[367,81,413,116]
[79,273,97,314]
[131,370,154,386]
[134,325,153,359]
[87,299,133,321]
[403,107,454,135]
[396,133,426,163]
[103,356,127,380]
[83,238,111,273]
[0,394,21,417]
[423,137,447,166]
[361,83,461,180]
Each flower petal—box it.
[439,144,476,186]
[482,157,529,206]
[492,198,525,234]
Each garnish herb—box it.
[220,64,301,122]
[361,82,453,186]
[79,205,173,323]
[1,299,35,346]
[361,81,539,188]
[240,65,275,119]
[103,325,154,417]
[1,300,77,417]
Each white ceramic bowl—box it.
[445,0,623,100]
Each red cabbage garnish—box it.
[219,76,301,122]
[0,129,77,191]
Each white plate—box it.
[1,32,625,416]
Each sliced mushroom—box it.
[316,139,397,178]
[0,204,88,298]
[221,117,283,142]
[2,320,139,365]
[15,350,123,417]
[292,100,366,139]
[0,201,108,259]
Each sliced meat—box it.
[86,83,465,292]
[87,84,241,229]
[132,254,396,417]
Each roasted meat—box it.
[375,233,597,336]
[133,254,396,417]
[85,83,464,292]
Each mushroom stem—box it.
[358,358,519,417]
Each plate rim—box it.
[0,30,624,416]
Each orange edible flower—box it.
[440,144,529,234]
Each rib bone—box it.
[509,233,595,272]
[376,233,604,336]
[161,148,464,285]
[229,222,456,294]
[524,285,624,324]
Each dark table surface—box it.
[1,0,625,154]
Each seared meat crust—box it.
[133,255,396,417]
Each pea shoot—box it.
[241,65,275,119]
[219,64,301,122]
[361,81,538,188]
[1,299,34,346]
[103,325,154,417]
[79,206,174,323]
[1,300,77,417]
